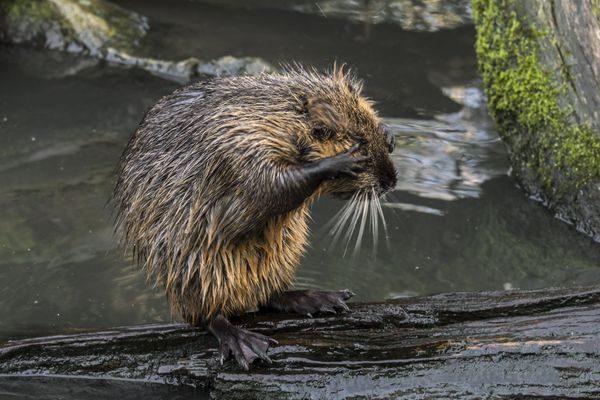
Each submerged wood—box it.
[1,286,600,399]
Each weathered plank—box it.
[2,286,600,399]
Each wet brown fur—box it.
[113,66,395,324]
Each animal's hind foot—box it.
[264,289,355,318]
[208,314,277,370]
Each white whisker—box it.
[331,193,359,250]
[322,201,349,233]
[343,192,365,256]
[371,188,379,252]
[375,192,389,249]
[328,205,350,239]
[353,193,369,256]
[333,196,357,234]
[325,188,390,256]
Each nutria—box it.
[113,66,397,369]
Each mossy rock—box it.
[1,0,66,48]
[0,0,148,56]
[472,0,600,240]
[0,0,274,81]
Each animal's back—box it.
[114,75,314,324]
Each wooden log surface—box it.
[2,286,600,399]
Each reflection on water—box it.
[1,0,600,349]
[292,0,472,32]
[198,0,472,32]
[387,84,507,201]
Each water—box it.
[1,0,600,358]
[0,377,200,400]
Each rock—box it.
[0,0,148,56]
[104,50,201,82]
[0,0,274,81]
[196,55,274,77]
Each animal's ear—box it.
[303,96,341,129]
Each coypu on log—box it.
[112,67,397,369]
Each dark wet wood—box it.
[2,286,600,399]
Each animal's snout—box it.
[379,123,395,153]
[380,168,397,192]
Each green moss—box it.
[3,0,60,26]
[1,0,70,46]
[1,0,147,55]
[472,0,600,195]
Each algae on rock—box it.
[472,0,600,240]
[1,0,148,55]
[0,0,273,81]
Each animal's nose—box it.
[380,123,395,153]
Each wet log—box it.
[2,286,600,399]
[472,0,600,240]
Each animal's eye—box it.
[312,127,334,140]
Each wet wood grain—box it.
[2,286,600,399]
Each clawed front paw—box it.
[266,289,355,318]
[324,144,370,179]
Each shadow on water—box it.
[1,0,599,370]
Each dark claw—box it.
[354,155,371,163]
[244,340,272,365]
[313,143,371,181]
[346,143,361,154]
[219,341,230,363]
[320,305,336,314]
[336,299,350,312]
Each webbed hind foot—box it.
[208,314,277,370]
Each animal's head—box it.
[290,66,397,198]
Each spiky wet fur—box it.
[113,66,395,325]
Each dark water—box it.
[1,0,600,389]
[0,377,200,400]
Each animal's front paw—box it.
[265,289,355,318]
[321,144,370,179]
